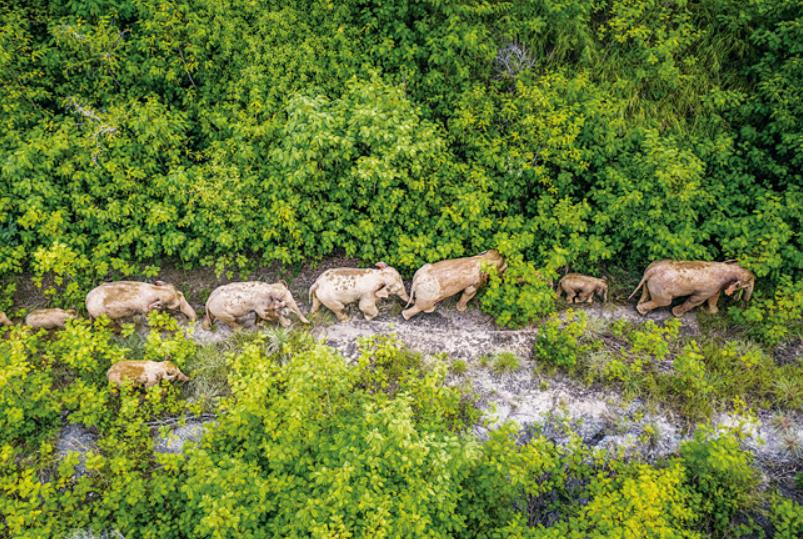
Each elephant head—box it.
[161,361,190,383]
[374,262,410,302]
[724,269,755,303]
[598,277,609,302]
[154,281,197,321]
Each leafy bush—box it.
[680,428,761,537]
[534,309,589,370]
[0,0,798,333]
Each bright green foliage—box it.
[681,428,762,537]
[534,309,590,370]
[0,0,800,329]
[730,276,803,346]
[556,318,803,421]
[538,463,700,538]
[1,322,799,537]
[768,495,803,539]
[491,352,521,375]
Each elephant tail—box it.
[405,277,418,308]
[201,309,213,330]
[628,274,649,300]
[308,282,317,304]
[309,283,320,314]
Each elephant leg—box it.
[217,313,240,330]
[456,286,478,312]
[310,294,321,315]
[707,292,720,314]
[321,298,349,322]
[277,315,292,328]
[404,301,436,319]
[639,285,650,305]
[672,294,708,317]
[585,292,594,304]
[402,304,422,320]
[358,296,379,321]
[636,294,672,316]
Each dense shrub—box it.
[2,321,801,537]
[0,0,799,329]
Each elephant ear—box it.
[374,284,390,299]
[375,262,388,270]
[724,280,739,296]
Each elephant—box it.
[557,273,608,304]
[402,250,507,320]
[0,312,10,326]
[202,281,309,330]
[629,260,755,316]
[309,262,409,322]
[25,308,78,329]
[86,281,196,322]
[107,360,189,389]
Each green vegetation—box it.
[0,0,800,332]
[3,322,801,538]
[535,315,803,422]
[491,351,521,375]
[1,1,801,537]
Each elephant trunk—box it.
[179,297,197,321]
[743,280,754,303]
[286,295,310,324]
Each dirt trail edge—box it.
[300,302,800,493]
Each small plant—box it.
[533,309,588,370]
[491,352,521,375]
[450,359,468,376]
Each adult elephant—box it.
[86,281,197,321]
[629,260,755,316]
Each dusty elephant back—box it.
[25,308,77,329]
[205,282,269,315]
[312,268,380,300]
[86,281,152,319]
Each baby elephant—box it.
[203,281,309,330]
[630,260,755,316]
[25,308,78,329]
[309,262,409,322]
[403,250,507,320]
[107,360,189,389]
[86,281,196,321]
[557,274,608,304]
[0,312,11,326]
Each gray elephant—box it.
[558,273,608,304]
[402,250,507,319]
[203,281,309,330]
[629,260,755,316]
[86,281,196,321]
[309,262,409,322]
[0,311,11,326]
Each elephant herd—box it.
[1,253,755,387]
